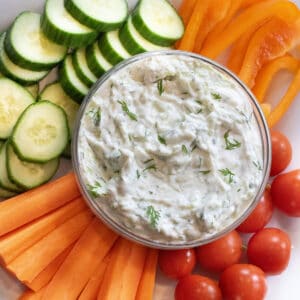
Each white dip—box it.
[77,53,263,243]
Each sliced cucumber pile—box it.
[98,30,131,65]
[5,12,67,71]
[0,78,35,139]
[65,0,128,32]
[11,101,69,163]
[60,55,89,103]
[119,16,171,55]
[131,0,184,46]
[42,0,98,48]
[26,84,39,98]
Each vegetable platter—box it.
[0,0,300,299]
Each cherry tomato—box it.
[219,264,267,300]
[175,274,222,300]
[237,188,273,233]
[271,169,300,216]
[196,230,242,272]
[247,227,291,274]
[158,248,196,279]
[270,130,292,176]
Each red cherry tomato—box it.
[270,130,292,176]
[237,188,273,233]
[219,264,267,300]
[196,230,242,272]
[158,248,196,279]
[175,274,222,300]
[271,169,300,216]
[247,227,291,274]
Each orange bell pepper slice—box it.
[268,66,300,127]
[201,0,300,59]
[260,102,272,118]
[178,0,197,26]
[238,18,300,88]
[177,1,209,51]
[253,55,299,102]
[193,0,231,53]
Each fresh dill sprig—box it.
[219,168,235,184]
[117,100,138,121]
[224,130,241,150]
[146,205,160,228]
[86,107,101,126]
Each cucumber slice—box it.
[39,82,80,136]
[119,16,171,55]
[0,33,48,86]
[131,0,184,46]
[86,41,112,77]
[6,143,59,190]
[41,0,98,48]
[0,186,16,199]
[65,0,128,32]
[0,142,22,192]
[72,48,97,87]
[98,30,131,65]
[60,55,89,103]
[11,101,69,163]
[0,78,35,139]
[5,12,67,71]
[26,84,39,98]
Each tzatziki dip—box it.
[77,52,264,244]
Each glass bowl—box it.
[72,50,271,249]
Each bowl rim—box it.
[72,50,271,249]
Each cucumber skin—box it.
[41,12,98,49]
[4,27,61,71]
[86,43,106,78]
[131,3,183,47]
[0,187,16,199]
[64,0,128,32]
[119,21,146,55]
[98,34,123,66]
[59,60,85,104]
[72,51,94,87]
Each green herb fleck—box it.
[219,168,235,184]
[157,79,164,95]
[146,205,160,228]
[200,170,211,175]
[143,158,154,164]
[253,161,263,171]
[196,108,203,114]
[143,164,157,172]
[117,100,138,121]
[195,100,203,105]
[211,93,221,100]
[86,108,101,126]
[190,140,197,152]
[158,134,167,145]
[87,182,102,198]
[224,130,241,150]
[136,170,141,179]
[182,145,188,154]
[237,188,241,192]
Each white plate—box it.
[1,1,300,299]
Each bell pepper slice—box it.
[268,66,300,127]
[253,55,299,102]
[260,102,272,118]
[201,0,300,59]
[238,18,300,88]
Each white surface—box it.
[1,1,300,299]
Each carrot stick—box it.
[0,197,86,265]
[0,172,80,237]
[25,244,74,292]
[253,55,299,101]
[43,218,118,300]
[7,210,92,283]
[260,103,272,118]
[78,254,111,300]
[178,0,197,26]
[97,238,148,300]
[135,248,159,300]
[177,1,209,51]
[268,66,300,127]
[19,287,46,300]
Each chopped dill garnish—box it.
[143,158,154,164]
[158,134,167,145]
[224,130,241,150]
[253,160,263,171]
[117,100,138,121]
[182,145,188,154]
[200,170,211,175]
[86,107,101,126]
[211,93,221,100]
[146,205,160,228]
[219,168,235,184]
[87,181,102,198]
[136,170,141,179]
[157,79,164,95]
[143,164,157,172]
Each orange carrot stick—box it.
[178,0,197,26]
[241,0,267,9]
[268,66,300,127]
[97,238,148,300]
[0,197,86,265]
[135,248,159,300]
[78,254,111,300]
[7,210,92,283]
[260,103,272,118]
[177,1,209,51]
[25,244,74,292]
[19,287,46,300]
[0,172,80,237]
[43,218,118,300]
[253,55,299,101]
[201,0,300,59]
